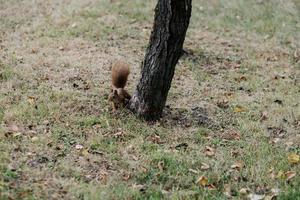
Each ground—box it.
[0,0,300,199]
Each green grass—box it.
[0,0,299,199]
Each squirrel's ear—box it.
[113,90,118,95]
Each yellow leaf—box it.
[234,106,247,113]
[196,176,208,187]
[288,153,300,164]
[81,149,89,157]
[277,171,284,179]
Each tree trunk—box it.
[129,0,192,120]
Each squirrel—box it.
[108,61,131,112]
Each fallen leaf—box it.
[287,153,299,164]
[271,188,280,196]
[277,171,285,179]
[264,195,276,200]
[81,149,89,157]
[234,106,247,113]
[222,129,241,140]
[31,136,39,142]
[114,131,126,138]
[122,173,130,181]
[148,134,161,144]
[7,124,20,133]
[261,111,268,120]
[75,144,84,150]
[239,188,249,195]
[206,184,216,190]
[285,171,296,181]
[71,23,77,28]
[231,161,244,170]
[204,146,215,157]
[188,169,198,174]
[231,148,240,157]
[223,184,231,197]
[294,49,299,61]
[269,171,276,180]
[13,132,22,137]
[31,48,38,54]
[248,193,265,200]
[132,184,147,192]
[200,163,210,170]
[196,176,208,187]
[27,96,37,105]
[217,98,229,108]
[271,138,281,144]
[158,161,164,172]
[240,76,247,81]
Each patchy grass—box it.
[0,0,300,199]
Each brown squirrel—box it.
[108,61,131,111]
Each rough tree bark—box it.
[129,0,192,120]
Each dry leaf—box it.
[287,153,299,164]
[294,49,299,60]
[71,23,77,28]
[206,184,216,190]
[269,171,276,180]
[188,169,198,174]
[13,132,22,137]
[264,195,277,200]
[122,173,130,181]
[248,194,265,200]
[200,163,210,170]
[239,188,249,195]
[217,97,229,108]
[231,161,244,170]
[285,171,296,181]
[231,148,240,157]
[7,124,20,133]
[277,171,285,179]
[148,134,161,143]
[261,111,268,120]
[113,131,126,138]
[222,129,241,140]
[27,96,37,105]
[271,188,280,196]
[224,184,231,197]
[81,149,89,157]
[132,184,146,191]
[271,138,281,144]
[75,144,84,150]
[158,161,164,172]
[234,106,247,113]
[204,146,215,157]
[240,76,247,81]
[31,136,39,142]
[196,176,208,187]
